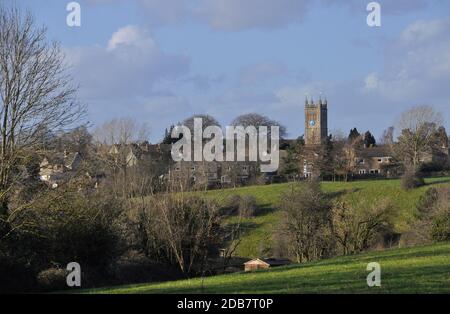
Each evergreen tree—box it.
[281,137,304,180]
[364,131,376,148]
[161,125,177,144]
[348,128,360,143]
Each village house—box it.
[355,146,396,177]
[39,151,83,188]
[168,159,268,189]
[101,99,449,188]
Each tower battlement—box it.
[304,96,328,146]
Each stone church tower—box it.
[304,97,328,146]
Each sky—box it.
[6,0,450,142]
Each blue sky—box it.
[8,0,450,141]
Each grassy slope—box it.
[85,242,450,294]
[200,177,450,258]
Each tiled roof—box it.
[359,146,392,158]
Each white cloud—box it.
[89,0,436,31]
[195,0,311,31]
[364,73,379,91]
[106,25,155,51]
[67,25,189,99]
[365,17,450,101]
[322,0,430,15]
[138,0,190,25]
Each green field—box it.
[80,178,450,294]
[84,242,450,294]
[202,177,450,258]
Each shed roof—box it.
[244,258,291,267]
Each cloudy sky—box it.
[9,0,450,141]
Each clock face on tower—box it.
[309,120,316,126]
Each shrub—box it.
[238,195,258,217]
[137,195,222,275]
[415,186,450,242]
[109,251,182,285]
[224,194,242,215]
[331,200,395,255]
[223,194,259,217]
[278,180,334,263]
[0,250,35,293]
[30,188,123,268]
[1,181,123,291]
[36,268,68,292]
[401,170,425,190]
[431,212,450,242]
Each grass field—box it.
[84,242,450,294]
[199,177,450,258]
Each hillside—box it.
[203,177,450,258]
[84,242,450,294]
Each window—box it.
[358,169,366,175]
[377,158,382,163]
[175,165,181,171]
[191,166,196,171]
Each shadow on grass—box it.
[226,221,259,237]
[255,203,276,216]
[425,177,450,186]
[326,188,362,200]
[108,262,450,294]
[278,243,450,271]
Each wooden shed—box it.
[244,258,291,272]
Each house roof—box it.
[244,258,291,266]
[244,258,269,266]
[359,146,392,158]
[40,151,82,169]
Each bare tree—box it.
[380,126,395,145]
[0,6,84,211]
[139,194,221,275]
[395,106,443,170]
[331,135,363,181]
[231,113,287,138]
[93,117,150,145]
[279,181,333,263]
[331,200,395,255]
[180,114,221,138]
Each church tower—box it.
[304,96,328,146]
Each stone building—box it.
[355,146,395,177]
[304,97,328,146]
[39,151,83,188]
[106,97,448,188]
